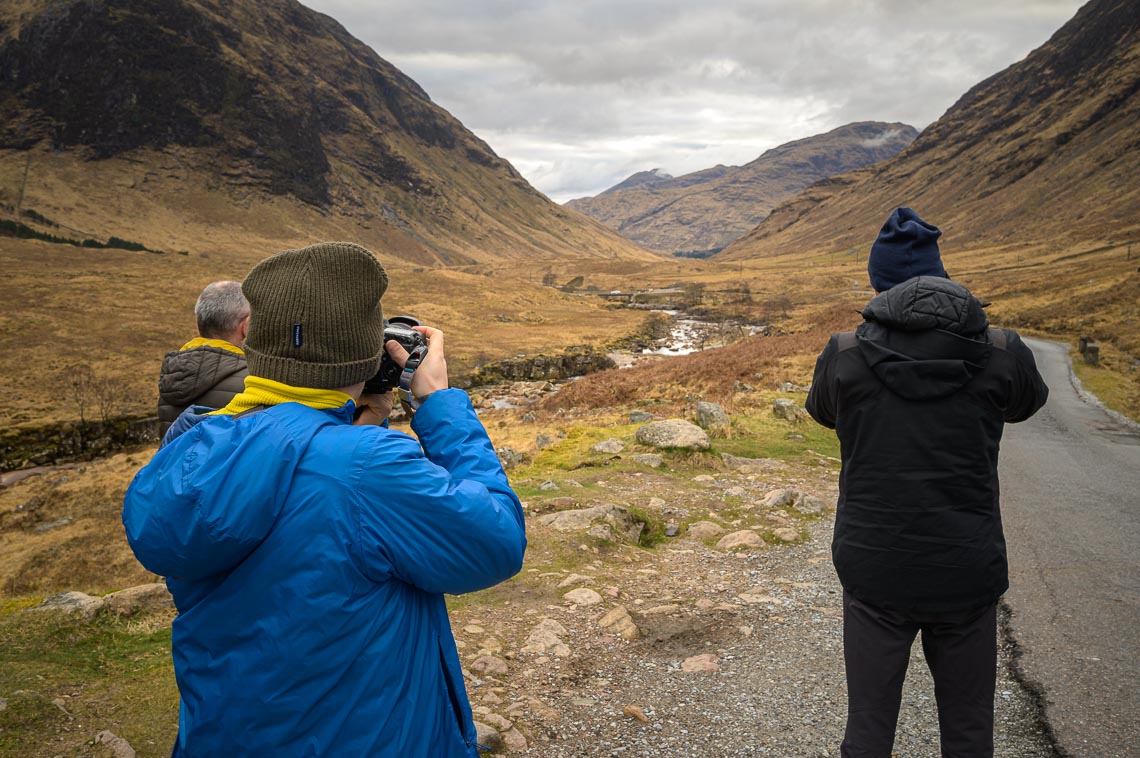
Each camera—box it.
[363,315,428,394]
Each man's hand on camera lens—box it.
[385,326,448,402]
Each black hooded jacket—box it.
[806,277,1048,613]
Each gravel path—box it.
[474,488,1060,757]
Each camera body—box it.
[363,316,428,394]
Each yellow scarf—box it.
[180,337,245,356]
[210,376,355,416]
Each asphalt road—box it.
[999,338,1140,758]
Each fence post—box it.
[1079,335,1089,355]
[1085,343,1100,367]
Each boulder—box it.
[635,419,710,451]
[102,583,174,617]
[537,504,645,544]
[694,401,729,432]
[30,591,105,619]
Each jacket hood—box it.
[159,345,248,407]
[857,276,991,401]
[124,404,345,580]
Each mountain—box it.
[719,0,1140,263]
[599,168,674,195]
[0,0,656,267]
[564,122,916,256]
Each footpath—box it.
[443,454,1060,757]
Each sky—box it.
[302,0,1086,203]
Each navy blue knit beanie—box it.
[867,207,948,291]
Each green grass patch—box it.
[0,603,178,757]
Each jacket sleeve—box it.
[806,336,840,429]
[350,389,526,595]
[999,330,1049,423]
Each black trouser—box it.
[841,592,997,758]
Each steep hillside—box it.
[720,0,1140,263]
[565,122,916,255]
[0,0,655,267]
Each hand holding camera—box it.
[359,316,447,415]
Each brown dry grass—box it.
[0,451,159,596]
[0,237,647,429]
[543,302,857,413]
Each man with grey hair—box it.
[157,280,250,434]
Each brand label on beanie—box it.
[292,323,303,348]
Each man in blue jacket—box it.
[806,209,1048,758]
[123,241,527,757]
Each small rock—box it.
[721,453,788,473]
[664,523,679,537]
[687,521,727,540]
[470,656,509,676]
[556,573,592,588]
[521,619,571,656]
[94,731,137,758]
[536,434,557,449]
[481,713,513,731]
[762,489,798,509]
[681,653,720,672]
[592,438,625,454]
[496,447,524,468]
[738,593,783,605]
[629,410,653,423]
[642,604,680,615]
[773,398,809,422]
[503,727,528,752]
[647,497,666,508]
[716,530,765,550]
[598,605,640,640]
[539,480,560,491]
[563,588,604,606]
[632,453,665,468]
[624,704,651,723]
[794,493,829,515]
[772,527,801,543]
[464,624,486,635]
[473,721,504,751]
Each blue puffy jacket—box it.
[123,389,526,756]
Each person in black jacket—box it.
[806,207,1048,758]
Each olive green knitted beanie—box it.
[242,242,388,389]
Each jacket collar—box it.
[180,337,245,355]
[210,376,355,419]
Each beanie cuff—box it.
[246,349,382,389]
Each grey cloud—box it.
[302,0,1085,201]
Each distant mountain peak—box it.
[565,121,916,255]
